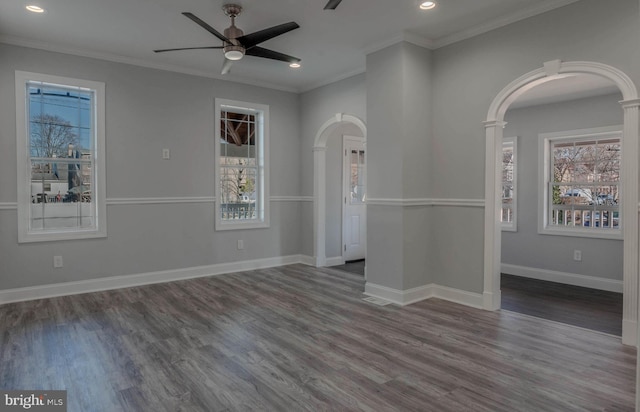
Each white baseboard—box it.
[501,263,623,293]
[0,255,311,305]
[434,284,484,309]
[364,282,483,309]
[364,283,433,306]
[622,319,637,346]
[325,256,346,267]
[299,255,316,266]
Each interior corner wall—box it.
[430,0,640,293]
[299,74,366,258]
[0,43,303,291]
[502,93,624,282]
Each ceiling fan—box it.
[324,0,343,10]
[154,4,301,75]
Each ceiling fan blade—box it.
[182,12,230,43]
[324,0,342,10]
[154,46,224,53]
[221,58,234,75]
[236,22,300,49]
[245,46,301,64]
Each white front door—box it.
[343,136,366,261]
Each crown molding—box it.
[0,35,299,94]
[300,66,366,94]
[362,31,434,56]
[432,0,582,49]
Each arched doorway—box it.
[483,60,640,345]
[313,113,367,267]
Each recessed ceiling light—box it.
[26,5,46,13]
[289,62,301,68]
[419,1,436,10]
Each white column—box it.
[621,99,640,346]
[313,146,327,267]
[482,120,507,310]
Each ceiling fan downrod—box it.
[222,4,245,60]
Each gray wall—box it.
[502,93,624,280]
[430,0,640,293]
[0,43,303,290]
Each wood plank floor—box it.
[0,264,636,411]
[501,273,623,336]
[331,259,365,276]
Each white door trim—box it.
[313,113,367,267]
[483,60,640,347]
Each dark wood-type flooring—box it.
[1,265,635,411]
[331,259,365,276]
[501,273,623,336]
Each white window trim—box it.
[538,125,622,240]
[15,71,107,243]
[214,98,270,231]
[502,136,517,232]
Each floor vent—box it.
[362,296,392,306]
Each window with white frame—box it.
[539,126,621,238]
[214,99,269,230]
[15,71,106,243]
[501,137,517,231]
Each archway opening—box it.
[313,113,367,267]
[483,60,639,345]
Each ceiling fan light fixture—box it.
[289,62,301,68]
[26,5,46,13]
[419,1,436,10]
[224,45,245,60]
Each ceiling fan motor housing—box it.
[223,25,245,60]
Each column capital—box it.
[483,120,507,129]
[620,98,640,109]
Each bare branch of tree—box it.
[30,114,78,157]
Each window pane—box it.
[24,79,99,237]
[548,135,621,233]
[30,159,95,231]
[553,144,576,183]
[220,167,257,220]
[350,150,365,204]
[216,101,267,229]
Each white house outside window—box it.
[214,99,269,230]
[15,71,106,243]
[539,126,621,239]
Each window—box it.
[214,99,269,230]
[501,137,517,231]
[539,126,621,238]
[15,71,106,242]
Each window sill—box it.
[538,226,622,240]
[215,220,270,231]
[19,228,107,243]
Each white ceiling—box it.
[0,0,582,92]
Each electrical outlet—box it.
[53,255,63,268]
[573,250,582,261]
[162,148,170,159]
[237,240,244,250]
